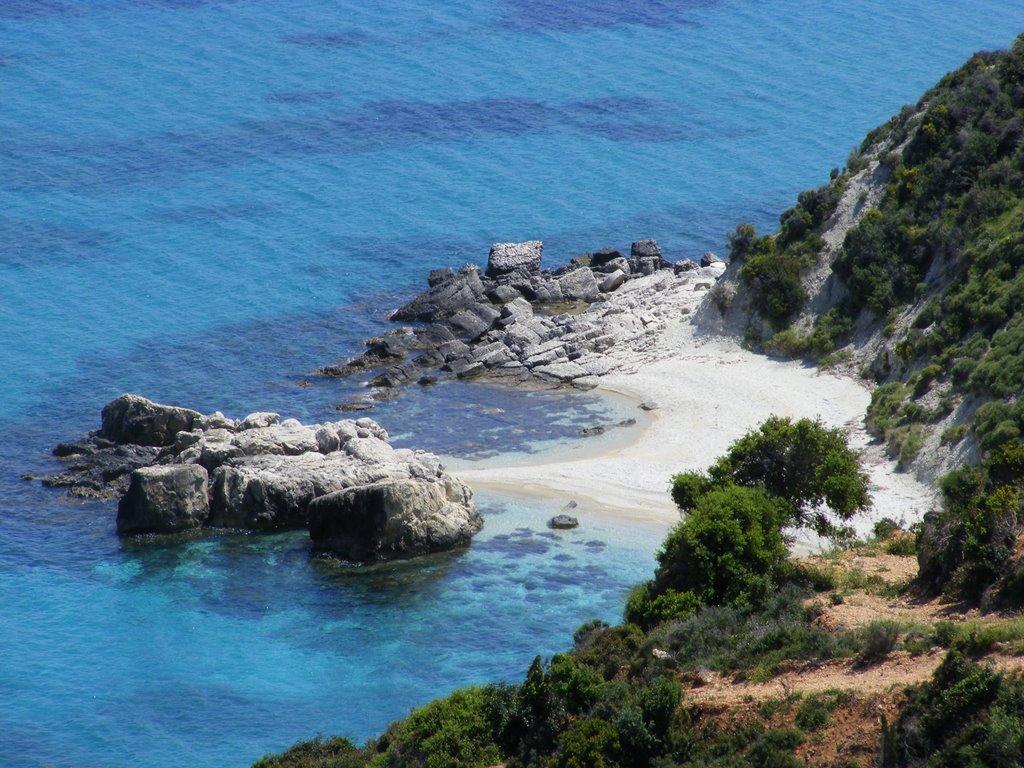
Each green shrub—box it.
[741,247,809,327]
[253,737,369,768]
[625,584,700,630]
[551,717,620,768]
[794,692,845,732]
[708,416,870,537]
[746,728,805,768]
[854,621,900,666]
[884,535,916,556]
[649,484,789,618]
[375,687,502,768]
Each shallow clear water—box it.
[2,1,1024,766]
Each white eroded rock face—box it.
[307,477,481,561]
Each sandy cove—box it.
[449,275,938,548]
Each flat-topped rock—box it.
[117,464,210,535]
[486,240,543,277]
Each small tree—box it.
[704,416,870,537]
[630,417,870,628]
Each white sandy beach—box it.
[451,285,938,548]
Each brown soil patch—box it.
[826,548,919,584]
[685,653,1024,767]
[812,591,976,632]
[685,651,947,706]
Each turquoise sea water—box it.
[3,2,1024,765]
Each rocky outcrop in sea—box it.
[41,238,724,559]
[320,238,726,399]
[44,394,480,562]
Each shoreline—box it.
[451,314,939,547]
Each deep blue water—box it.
[2,1,1024,766]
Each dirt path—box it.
[687,651,1024,706]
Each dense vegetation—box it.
[732,35,1024,605]
[626,417,868,629]
[889,651,1024,767]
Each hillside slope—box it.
[700,33,1024,493]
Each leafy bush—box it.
[741,246,809,327]
[918,442,1024,601]
[652,585,851,679]
[253,737,369,768]
[373,687,502,768]
[630,481,790,629]
[550,717,620,768]
[794,692,845,732]
[706,416,870,537]
[854,620,900,666]
[894,650,1018,765]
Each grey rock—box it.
[207,454,347,530]
[117,464,210,534]
[597,256,631,275]
[470,302,502,327]
[504,323,542,349]
[557,267,600,302]
[487,284,521,304]
[523,348,561,368]
[630,239,662,260]
[472,341,516,368]
[590,248,625,268]
[532,361,588,382]
[599,270,627,293]
[700,251,723,267]
[447,308,493,341]
[369,364,418,388]
[343,435,397,464]
[428,267,455,286]
[499,296,534,323]
[634,256,660,276]
[308,478,482,562]
[698,262,727,279]
[548,514,579,529]
[391,264,485,322]
[240,412,280,430]
[486,241,543,278]
[100,394,204,447]
[674,259,699,274]
[528,277,564,304]
[572,376,600,390]
[438,339,471,361]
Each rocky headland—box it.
[318,238,727,397]
[45,394,480,562]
